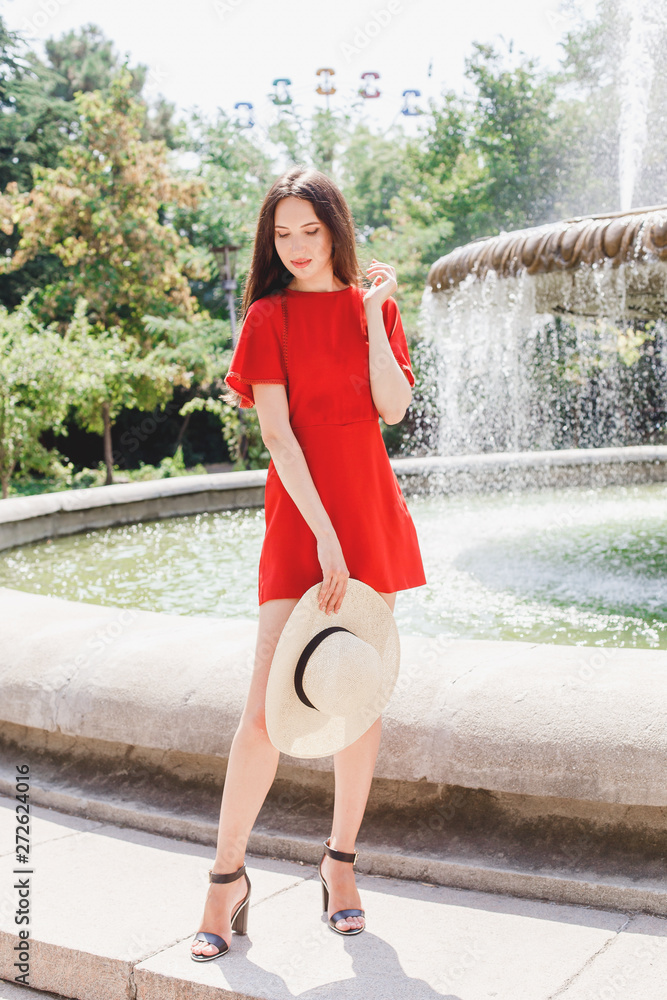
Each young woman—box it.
[191,165,426,960]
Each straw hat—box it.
[264,578,401,758]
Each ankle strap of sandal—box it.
[322,839,358,864]
[208,863,246,883]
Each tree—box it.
[0,16,69,193]
[338,122,413,237]
[0,294,72,498]
[0,70,208,337]
[44,23,179,146]
[0,16,76,309]
[141,311,233,455]
[464,43,570,232]
[385,41,578,284]
[44,23,145,103]
[171,108,274,319]
[0,19,183,311]
[65,297,187,484]
[267,105,309,167]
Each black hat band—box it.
[293,626,354,711]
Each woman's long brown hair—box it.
[240,165,364,319]
[221,166,364,408]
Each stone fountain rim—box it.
[427,203,667,293]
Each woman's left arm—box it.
[363,259,413,425]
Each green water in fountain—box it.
[1,480,666,648]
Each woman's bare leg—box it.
[191,596,299,958]
[321,590,397,932]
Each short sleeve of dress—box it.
[224,295,287,408]
[382,296,415,387]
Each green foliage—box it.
[0,18,75,309]
[0,16,180,309]
[0,70,207,333]
[8,447,208,496]
[141,312,232,389]
[45,23,145,103]
[65,301,178,437]
[221,405,269,470]
[133,444,207,479]
[338,122,414,236]
[310,107,347,175]
[523,316,667,449]
[465,44,568,229]
[0,292,198,492]
[64,296,190,483]
[393,41,575,265]
[0,293,73,497]
[3,7,666,490]
[390,335,442,457]
[169,109,275,320]
[174,394,266,470]
[0,18,68,193]
[267,107,309,166]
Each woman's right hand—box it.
[316,531,350,615]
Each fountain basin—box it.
[1,452,666,875]
[3,455,667,647]
[1,584,666,811]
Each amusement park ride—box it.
[231,69,423,128]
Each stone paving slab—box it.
[1,794,667,1000]
[0,797,306,1000]
[556,913,667,999]
[134,875,625,1000]
[0,795,103,855]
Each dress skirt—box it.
[259,418,426,602]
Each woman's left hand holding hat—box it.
[316,531,350,616]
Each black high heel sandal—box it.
[191,863,251,962]
[318,837,365,936]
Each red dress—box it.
[224,283,427,604]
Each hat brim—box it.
[265,578,400,758]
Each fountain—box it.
[423,205,667,455]
[617,0,665,211]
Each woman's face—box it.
[273,196,334,286]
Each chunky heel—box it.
[191,863,252,961]
[231,886,250,935]
[317,837,365,936]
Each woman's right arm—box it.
[253,383,349,616]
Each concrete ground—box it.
[1,796,666,1000]
[1,985,67,999]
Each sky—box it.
[1,0,600,137]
